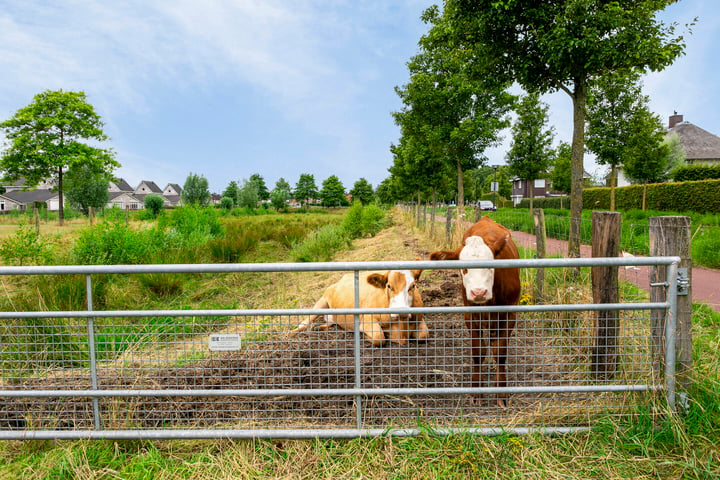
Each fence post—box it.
[34,206,40,235]
[89,206,95,226]
[591,211,621,378]
[649,216,692,391]
[125,205,130,226]
[445,207,453,246]
[533,209,546,303]
[475,205,481,223]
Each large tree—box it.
[506,92,555,211]
[270,177,292,211]
[0,89,118,225]
[394,6,514,235]
[319,175,348,207]
[349,178,374,205]
[294,174,318,208]
[249,173,269,201]
[445,0,688,256]
[586,70,666,210]
[181,172,210,206]
[222,181,240,206]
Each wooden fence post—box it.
[591,211,621,379]
[89,206,95,226]
[533,208,546,303]
[649,216,692,391]
[125,205,130,226]
[34,206,40,235]
[445,207,453,247]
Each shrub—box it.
[291,224,350,262]
[672,164,720,181]
[71,221,156,265]
[144,194,165,217]
[342,201,364,238]
[360,204,388,237]
[0,224,53,266]
[220,197,234,210]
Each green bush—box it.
[291,224,350,262]
[144,194,165,217]
[159,205,223,242]
[342,201,364,238]
[70,221,156,265]
[672,164,720,181]
[207,225,261,262]
[583,179,720,213]
[0,224,53,266]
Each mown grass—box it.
[0,209,718,479]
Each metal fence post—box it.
[86,274,101,430]
[353,270,362,431]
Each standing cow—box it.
[430,216,521,406]
[291,269,428,346]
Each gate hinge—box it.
[677,268,690,296]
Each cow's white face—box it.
[458,236,495,304]
[386,270,417,316]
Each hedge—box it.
[517,179,720,213]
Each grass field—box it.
[0,208,718,479]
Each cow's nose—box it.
[471,288,488,301]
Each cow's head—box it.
[366,269,422,317]
[430,234,507,304]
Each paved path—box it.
[509,229,719,312]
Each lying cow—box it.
[291,269,428,346]
[430,216,521,406]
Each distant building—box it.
[162,183,183,206]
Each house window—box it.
[131,202,139,209]
[534,179,545,188]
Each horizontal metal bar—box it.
[0,256,681,276]
[0,302,670,320]
[0,426,593,440]
[0,384,659,398]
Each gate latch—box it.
[676,268,690,296]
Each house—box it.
[109,178,134,193]
[133,180,166,205]
[107,192,142,210]
[510,177,549,206]
[616,114,720,187]
[667,113,720,165]
[0,193,23,213]
[2,189,56,211]
[162,183,183,206]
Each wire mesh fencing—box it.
[0,257,680,439]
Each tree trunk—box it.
[58,166,64,226]
[431,187,436,237]
[610,164,616,212]
[416,189,421,227]
[642,182,647,211]
[568,79,587,259]
[529,180,534,212]
[456,160,465,240]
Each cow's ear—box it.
[411,269,422,281]
[366,272,388,289]
[490,234,509,255]
[430,250,459,261]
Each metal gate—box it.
[0,257,680,439]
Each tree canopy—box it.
[64,164,111,215]
[270,177,292,211]
[320,175,348,207]
[349,178,374,205]
[294,174,318,207]
[506,92,555,211]
[181,173,211,206]
[0,89,118,224]
[249,173,269,201]
[444,0,688,256]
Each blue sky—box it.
[0,1,717,194]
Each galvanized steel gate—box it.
[0,257,680,439]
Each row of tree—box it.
[383,0,690,255]
[207,173,376,210]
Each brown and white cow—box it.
[430,216,521,406]
[291,269,428,346]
